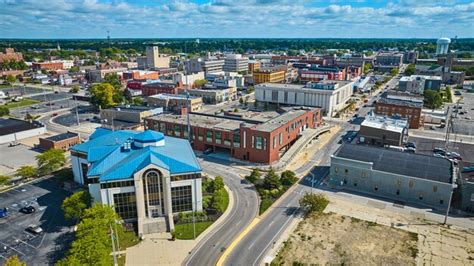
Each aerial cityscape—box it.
[0,0,473,265]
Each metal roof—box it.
[72,129,201,181]
[334,143,453,184]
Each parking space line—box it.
[16,239,37,249]
[0,241,25,256]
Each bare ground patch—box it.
[272,212,417,266]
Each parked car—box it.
[438,124,446,128]
[0,207,8,218]
[203,148,213,155]
[19,206,36,214]
[404,147,416,153]
[433,147,446,156]
[433,153,445,158]
[26,224,43,234]
[405,142,416,149]
[429,126,436,130]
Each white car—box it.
[26,224,43,234]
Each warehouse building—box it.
[359,114,408,147]
[329,143,454,209]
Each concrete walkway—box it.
[125,185,235,265]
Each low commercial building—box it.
[248,60,261,72]
[415,65,465,85]
[223,54,249,73]
[100,105,163,130]
[88,68,127,83]
[187,86,237,104]
[359,114,408,147]
[147,94,203,112]
[375,92,423,129]
[300,66,346,82]
[145,107,322,164]
[0,48,23,63]
[0,118,46,144]
[123,70,159,81]
[70,128,202,235]
[329,143,454,209]
[38,132,80,151]
[141,81,180,96]
[374,52,404,73]
[172,72,205,86]
[32,61,64,71]
[399,76,426,94]
[185,56,225,74]
[253,66,286,84]
[255,80,354,117]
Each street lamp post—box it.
[443,183,456,225]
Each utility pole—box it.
[444,184,455,225]
[74,97,80,126]
[110,225,118,266]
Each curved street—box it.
[183,158,258,266]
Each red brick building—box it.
[32,61,64,71]
[374,92,424,129]
[300,66,346,82]
[0,48,23,63]
[123,70,159,81]
[38,132,81,151]
[145,107,322,164]
[127,80,179,96]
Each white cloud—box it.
[0,0,472,38]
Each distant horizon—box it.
[1,37,473,41]
[1,0,473,39]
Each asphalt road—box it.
[184,157,258,266]
[0,178,74,265]
[224,72,399,266]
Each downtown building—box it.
[71,128,202,235]
[145,107,322,164]
[223,54,249,73]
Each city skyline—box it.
[0,0,473,39]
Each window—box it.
[159,123,166,133]
[215,131,222,144]
[334,167,339,173]
[255,136,263,150]
[409,180,414,188]
[113,192,137,220]
[171,173,200,182]
[353,182,357,187]
[440,200,444,205]
[233,134,240,148]
[171,186,193,213]
[198,131,203,141]
[419,194,423,200]
[344,169,349,175]
[101,180,134,189]
[263,137,267,150]
[173,125,181,136]
[432,186,438,193]
[206,130,213,142]
[374,185,378,191]
[343,179,347,184]
[361,172,368,178]
[273,136,277,149]
[396,189,400,195]
[279,133,283,145]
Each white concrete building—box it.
[255,80,354,117]
[70,128,202,235]
[146,46,170,69]
[223,54,249,73]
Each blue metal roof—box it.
[71,128,201,182]
[134,130,165,143]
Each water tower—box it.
[436,37,451,55]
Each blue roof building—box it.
[70,128,202,235]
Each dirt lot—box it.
[272,212,418,265]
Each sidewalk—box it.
[125,184,235,265]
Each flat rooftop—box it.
[459,162,474,183]
[256,80,352,91]
[361,115,408,133]
[43,132,78,142]
[149,106,318,132]
[0,118,43,136]
[148,93,199,100]
[107,105,156,112]
[378,92,424,108]
[334,143,453,184]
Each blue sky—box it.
[0,0,473,39]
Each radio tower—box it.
[107,30,111,48]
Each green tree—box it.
[445,87,453,103]
[64,204,122,265]
[211,187,228,213]
[390,67,399,76]
[193,79,207,88]
[263,168,281,190]
[132,97,143,106]
[405,64,416,75]
[62,191,92,221]
[280,170,297,186]
[299,193,329,214]
[247,86,254,93]
[246,169,261,184]
[363,62,372,74]
[6,74,16,83]
[103,73,122,90]
[36,148,66,175]
[239,97,244,104]
[3,255,26,266]
[69,66,80,73]
[89,83,115,109]
[0,175,10,186]
[0,106,9,117]
[211,176,225,192]
[424,89,443,109]
[15,165,37,179]
[70,85,80,93]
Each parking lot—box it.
[407,136,474,162]
[53,105,98,127]
[0,143,41,176]
[452,88,474,136]
[0,178,74,265]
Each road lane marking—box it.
[247,241,255,250]
[216,217,261,266]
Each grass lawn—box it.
[174,221,213,240]
[259,198,274,215]
[4,98,40,109]
[119,230,140,250]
